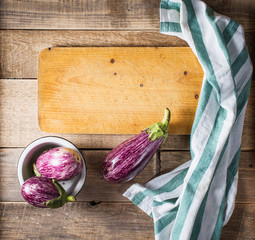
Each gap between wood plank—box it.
[1,201,255,205]
[0,28,162,31]
[2,148,254,152]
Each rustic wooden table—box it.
[0,0,254,239]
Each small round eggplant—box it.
[102,108,171,183]
[21,177,75,208]
[34,147,83,181]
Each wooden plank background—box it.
[0,0,254,239]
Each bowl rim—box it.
[17,136,86,197]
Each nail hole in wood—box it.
[195,94,199,99]
[184,71,187,75]
[110,59,115,63]
[88,201,102,207]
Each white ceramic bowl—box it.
[18,136,86,197]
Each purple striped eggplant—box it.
[34,147,83,181]
[101,108,171,183]
[21,177,75,208]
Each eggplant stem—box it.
[33,163,41,177]
[146,108,171,144]
[44,179,76,208]
[160,108,171,132]
[67,196,76,202]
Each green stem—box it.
[146,108,171,144]
[67,196,76,202]
[160,108,171,132]
[33,163,41,177]
[45,179,76,208]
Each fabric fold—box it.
[123,0,253,239]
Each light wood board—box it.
[38,47,203,135]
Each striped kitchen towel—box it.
[123,0,253,239]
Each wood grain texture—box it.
[0,202,254,240]
[0,79,190,149]
[0,202,154,240]
[0,30,188,79]
[0,149,158,202]
[0,0,254,239]
[0,0,161,30]
[1,79,255,150]
[160,151,255,203]
[0,30,254,80]
[38,47,202,135]
[221,203,255,240]
[0,0,254,30]
[1,148,254,203]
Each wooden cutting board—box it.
[38,47,203,135]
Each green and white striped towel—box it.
[123,0,253,239]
